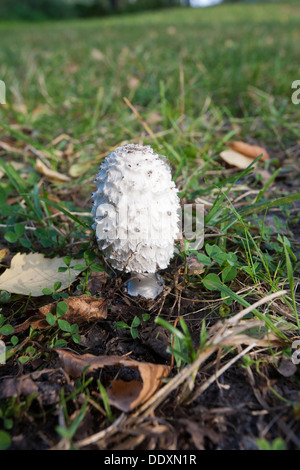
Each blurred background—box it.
[0,0,298,190]
[0,0,279,21]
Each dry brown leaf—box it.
[0,252,84,296]
[9,314,49,335]
[0,248,11,265]
[87,271,108,295]
[0,140,28,156]
[221,333,284,347]
[228,141,269,161]
[39,294,107,324]
[64,142,74,158]
[36,158,71,183]
[52,133,72,146]
[0,369,67,405]
[56,349,171,412]
[0,376,38,399]
[31,104,49,119]
[10,295,107,336]
[220,149,257,170]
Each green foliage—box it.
[0,314,14,336]
[114,314,150,339]
[57,251,104,294]
[0,0,180,21]
[42,282,69,301]
[256,437,286,451]
[0,430,11,450]
[45,300,81,347]
[55,388,89,449]
[0,0,78,21]
[97,379,115,423]
[155,316,206,369]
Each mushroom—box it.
[92,144,180,299]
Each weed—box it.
[114,313,150,339]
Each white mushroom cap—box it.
[92,144,180,275]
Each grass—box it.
[0,1,300,450]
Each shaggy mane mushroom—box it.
[92,144,180,299]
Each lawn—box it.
[0,1,300,451]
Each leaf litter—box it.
[220,141,270,169]
[8,295,107,337]
[56,349,171,413]
[0,252,85,296]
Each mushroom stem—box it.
[127,272,164,300]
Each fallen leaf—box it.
[52,133,73,146]
[87,271,108,296]
[228,141,269,161]
[0,369,67,405]
[0,248,11,265]
[222,332,284,348]
[39,295,107,324]
[64,142,73,158]
[0,140,28,156]
[31,104,49,119]
[36,159,71,183]
[91,48,105,61]
[56,349,171,412]
[8,314,49,335]
[0,252,84,296]
[10,295,107,336]
[0,376,38,399]
[220,149,257,170]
